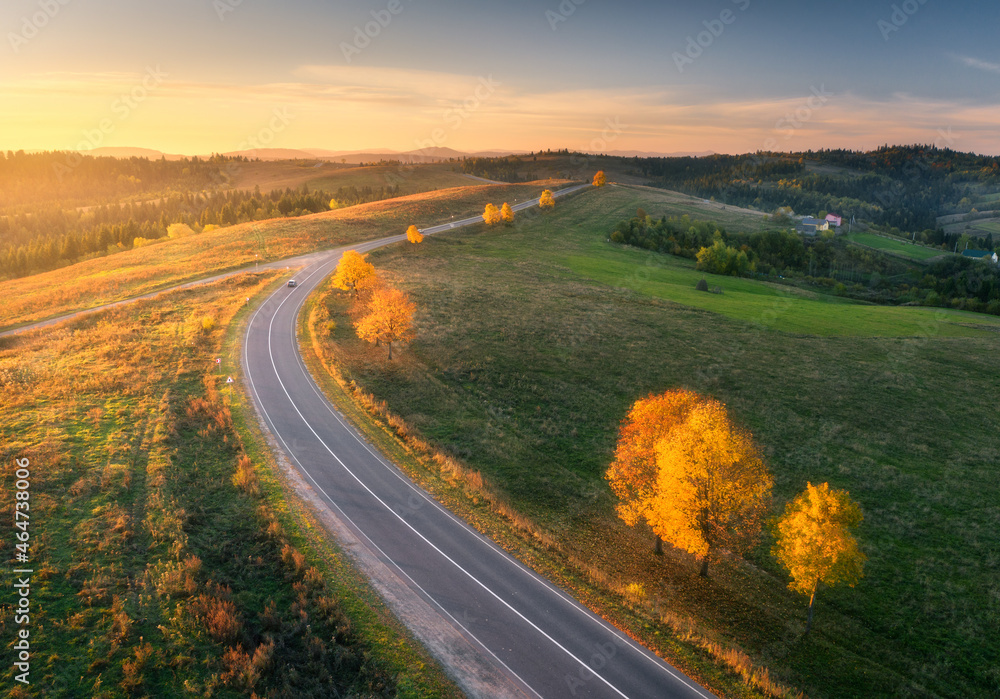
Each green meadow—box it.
[846,233,946,262]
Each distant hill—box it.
[600,150,715,158]
[218,148,322,161]
[86,147,186,160]
[65,146,532,165]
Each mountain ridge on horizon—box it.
[42,146,719,163]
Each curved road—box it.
[243,185,717,699]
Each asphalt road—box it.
[242,185,719,698]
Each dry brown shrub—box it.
[192,585,243,643]
[120,642,154,694]
[281,544,307,576]
[110,595,133,643]
[153,555,201,598]
[78,571,116,606]
[232,454,261,497]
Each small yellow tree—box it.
[539,189,555,210]
[332,250,376,298]
[773,482,866,634]
[500,202,515,224]
[593,171,607,187]
[167,223,196,239]
[483,203,502,226]
[406,225,424,244]
[354,286,416,360]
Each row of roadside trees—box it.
[331,180,602,360]
[331,250,416,361]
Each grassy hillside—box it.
[0,180,568,331]
[845,233,947,262]
[311,184,1000,697]
[0,272,459,697]
[306,163,476,196]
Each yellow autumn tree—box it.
[483,203,502,226]
[651,399,773,576]
[607,390,773,576]
[539,189,555,210]
[500,202,515,224]
[773,482,866,634]
[406,225,424,244]
[167,223,196,239]
[354,285,416,360]
[349,271,387,323]
[607,389,702,554]
[593,171,607,187]
[332,250,376,298]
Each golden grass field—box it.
[0,271,458,698]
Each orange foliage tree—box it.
[500,202,515,224]
[348,272,387,323]
[539,189,555,210]
[331,250,375,298]
[607,390,773,576]
[483,203,502,226]
[593,171,607,187]
[773,482,866,634]
[406,225,424,244]
[354,286,416,360]
[607,389,702,554]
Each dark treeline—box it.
[461,156,525,182]
[611,211,1000,315]
[464,146,1000,234]
[0,150,233,208]
[635,146,1000,234]
[0,182,399,280]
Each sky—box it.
[2,0,999,156]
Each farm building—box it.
[797,217,830,236]
[961,249,999,264]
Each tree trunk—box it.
[654,536,663,556]
[387,341,393,360]
[805,585,817,635]
[699,557,709,577]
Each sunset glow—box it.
[2,0,998,155]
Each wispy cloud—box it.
[3,68,1000,155]
[950,54,1000,75]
